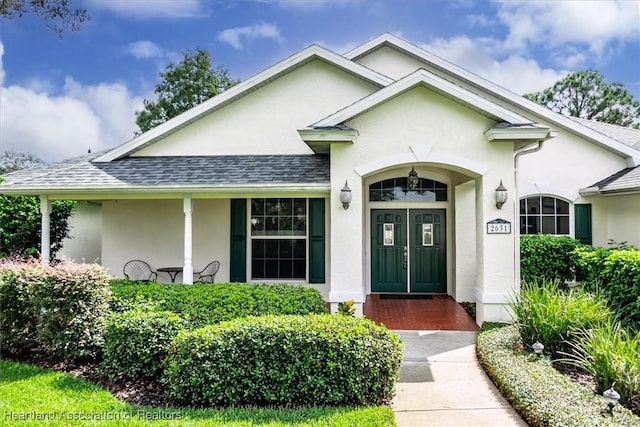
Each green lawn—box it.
[0,360,395,426]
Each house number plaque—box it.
[487,218,511,234]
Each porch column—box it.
[183,196,194,284]
[474,171,516,325]
[39,195,51,265]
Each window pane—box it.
[520,216,528,234]
[252,240,265,258]
[265,260,279,278]
[265,199,279,215]
[519,199,526,215]
[265,240,279,258]
[370,189,381,201]
[252,260,264,278]
[293,239,306,257]
[293,260,306,278]
[265,216,278,234]
[527,216,540,234]
[556,200,569,214]
[251,199,264,215]
[542,216,555,234]
[279,217,292,234]
[526,197,540,214]
[542,197,556,214]
[557,216,569,234]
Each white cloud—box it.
[218,23,284,50]
[125,40,165,59]
[496,0,640,58]
[0,41,143,163]
[420,36,568,95]
[84,0,204,18]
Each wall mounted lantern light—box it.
[340,180,352,210]
[495,180,508,209]
[408,167,419,191]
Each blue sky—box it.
[1,0,639,162]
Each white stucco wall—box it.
[353,46,429,81]
[59,201,102,263]
[327,85,517,322]
[590,194,640,248]
[102,199,230,282]
[453,180,476,302]
[134,60,380,157]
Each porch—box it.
[363,294,479,331]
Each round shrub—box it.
[32,262,111,360]
[163,314,403,408]
[110,282,329,327]
[520,234,583,284]
[101,310,187,380]
[0,259,43,354]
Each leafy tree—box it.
[524,70,640,129]
[0,151,45,174]
[0,0,89,35]
[135,48,238,134]
[0,152,75,259]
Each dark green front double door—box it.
[371,209,446,293]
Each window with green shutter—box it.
[574,204,592,245]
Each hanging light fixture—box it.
[408,167,419,191]
[495,180,508,209]
[340,180,352,210]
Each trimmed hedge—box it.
[0,259,111,360]
[575,248,640,330]
[110,282,329,327]
[477,325,640,426]
[520,234,583,284]
[101,310,187,380]
[163,314,403,408]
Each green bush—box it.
[477,325,640,426]
[0,259,41,354]
[101,310,187,381]
[0,259,111,360]
[520,234,583,283]
[163,314,403,408]
[575,248,640,330]
[110,282,328,327]
[507,280,610,356]
[32,262,112,360]
[566,321,640,409]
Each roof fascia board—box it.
[345,33,640,161]
[312,69,533,127]
[95,45,394,162]
[0,183,331,196]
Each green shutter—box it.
[308,198,325,283]
[230,199,247,282]
[574,204,592,245]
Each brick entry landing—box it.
[363,294,479,331]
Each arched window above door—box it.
[369,177,448,202]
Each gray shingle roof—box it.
[587,165,640,193]
[1,155,330,191]
[568,116,640,152]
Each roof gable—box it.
[310,69,534,128]
[95,45,394,162]
[345,33,640,164]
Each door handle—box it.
[403,246,408,270]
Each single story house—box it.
[2,33,639,325]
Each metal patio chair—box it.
[194,261,220,283]
[123,259,158,283]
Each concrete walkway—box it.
[392,330,527,427]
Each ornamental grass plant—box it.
[563,321,640,409]
[507,280,610,356]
